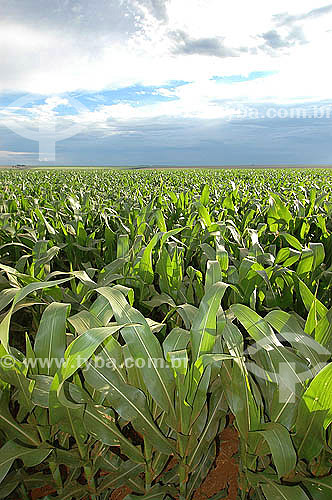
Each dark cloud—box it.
[2,104,332,166]
[274,4,332,26]
[0,0,171,92]
[0,0,139,39]
[0,0,169,40]
[258,25,307,54]
[258,4,332,53]
[261,30,288,49]
[260,26,307,50]
[170,30,237,58]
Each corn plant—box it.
[0,168,331,499]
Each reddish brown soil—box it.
[109,423,240,500]
[193,425,239,500]
[110,486,132,500]
[31,485,56,500]
[31,424,239,500]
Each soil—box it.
[31,485,56,500]
[31,424,239,500]
[110,486,132,500]
[193,425,239,500]
[109,423,239,500]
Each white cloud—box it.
[0,150,35,156]
[0,0,331,99]
[1,0,332,168]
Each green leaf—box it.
[309,242,325,270]
[83,405,145,463]
[191,282,228,362]
[294,361,332,461]
[264,310,330,374]
[302,362,332,429]
[97,287,176,420]
[205,261,222,291]
[0,391,40,446]
[188,385,227,470]
[53,485,86,500]
[31,375,52,407]
[297,249,314,275]
[280,233,302,252]
[267,194,292,231]
[0,441,51,484]
[252,423,297,478]
[196,202,212,227]
[0,470,20,499]
[83,361,175,455]
[34,302,70,376]
[162,327,190,357]
[315,308,332,351]
[221,322,260,439]
[0,289,17,314]
[302,476,332,500]
[261,482,309,500]
[294,398,325,461]
[138,233,161,284]
[200,184,210,206]
[68,309,103,335]
[98,453,145,492]
[231,305,307,392]
[0,277,71,352]
[97,460,144,493]
[167,349,191,435]
[61,324,126,383]
[187,442,216,499]
[117,234,129,258]
[0,362,34,411]
[230,304,278,343]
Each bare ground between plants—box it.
[30,424,239,500]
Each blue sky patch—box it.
[211,71,278,84]
[0,81,188,116]
[70,81,188,109]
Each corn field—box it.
[0,168,332,500]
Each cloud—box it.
[2,84,332,166]
[260,30,289,49]
[1,0,331,95]
[0,1,140,40]
[0,150,35,157]
[257,3,332,53]
[260,26,307,50]
[0,0,171,39]
[1,2,332,169]
[275,4,332,26]
[3,109,332,166]
[1,0,332,170]
[170,30,238,58]
[137,0,170,21]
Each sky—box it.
[1,0,332,166]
